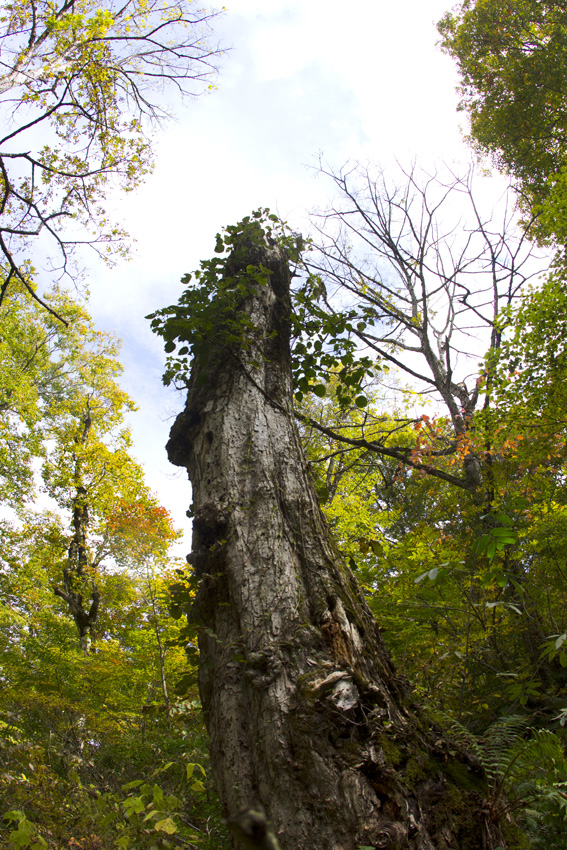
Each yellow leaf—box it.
[154,818,177,835]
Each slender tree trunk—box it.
[146,578,171,715]
[167,233,510,850]
[54,415,100,652]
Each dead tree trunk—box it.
[167,231,510,850]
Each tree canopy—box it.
[0,285,230,849]
[0,0,221,316]
[438,0,567,242]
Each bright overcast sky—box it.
[86,0,469,550]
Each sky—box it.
[85,0,470,552]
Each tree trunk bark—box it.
[53,428,100,653]
[167,232,510,850]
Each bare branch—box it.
[302,161,548,492]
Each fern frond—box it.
[482,715,528,784]
[430,710,485,766]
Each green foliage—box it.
[147,210,290,386]
[438,0,567,208]
[149,209,377,409]
[0,0,220,304]
[435,714,567,847]
[0,284,88,507]
[290,275,377,407]
[301,368,567,725]
[0,287,229,850]
[0,503,229,847]
[490,273,567,431]
[437,0,567,252]
[2,811,47,850]
[1,731,227,849]
[471,514,517,564]
[0,282,183,651]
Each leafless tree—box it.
[300,162,546,494]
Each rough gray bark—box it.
[167,234,511,850]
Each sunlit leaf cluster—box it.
[0,0,221,312]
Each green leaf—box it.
[2,813,24,824]
[312,384,326,397]
[122,780,145,791]
[154,818,177,835]
[369,540,383,557]
[152,785,165,808]
[123,796,144,814]
[490,527,516,541]
[493,513,513,526]
[473,534,490,555]
[8,817,36,850]
[486,601,522,615]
